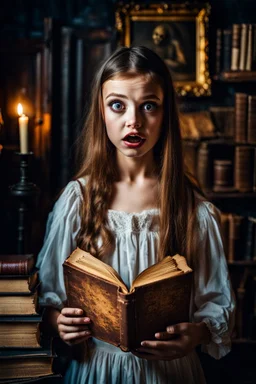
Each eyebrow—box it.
[105,93,161,101]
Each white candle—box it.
[17,103,29,153]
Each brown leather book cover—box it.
[63,249,192,352]
[0,254,35,275]
[234,145,254,192]
[247,95,256,144]
[196,142,212,191]
[235,93,248,144]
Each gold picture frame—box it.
[115,3,211,97]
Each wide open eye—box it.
[142,102,157,112]
[109,101,125,112]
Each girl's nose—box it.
[125,109,142,128]
[125,119,141,128]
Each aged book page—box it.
[65,247,192,293]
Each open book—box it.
[63,247,193,352]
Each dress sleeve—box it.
[36,180,82,310]
[191,201,236,360]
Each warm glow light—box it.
[17,103,23,116]
[17,103,29,153]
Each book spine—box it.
[235,93,248,144]
[118,292,136,351]
[215,28,222,74]
[252,24,256,70]
[235,145,254,192]
[196,142,212,191]
[239,23,248,71]
[0,261,28,275]
[247,95,256,144]
[222,29,232,72]
[245,24,253,71]
[231,24,241,71]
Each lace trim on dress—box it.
[107,209,160,234]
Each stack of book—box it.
[0,254,60,383]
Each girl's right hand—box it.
[57,307,92,346]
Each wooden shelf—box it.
[206,191,256,199]
[228,260,256,266]
[214,71,256,82]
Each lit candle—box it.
[17,103,29,153]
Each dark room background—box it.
[0,1,256,383]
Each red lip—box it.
[122,133,146,149]
[123,140,145,148]
[122,132,145,141]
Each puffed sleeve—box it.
[191,201,236,360]
[36,180,83,310]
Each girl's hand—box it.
[134,322,211,361]
[57,307,92,346]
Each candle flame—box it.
[17,103,23,116]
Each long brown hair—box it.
[74,46,203,264]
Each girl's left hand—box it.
[134,322,211,361]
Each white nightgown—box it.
[36,179,235,384]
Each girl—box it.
[36,46,235,384]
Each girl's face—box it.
[102,73,164,161]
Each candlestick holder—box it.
[9,152,40,254]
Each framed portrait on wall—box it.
[115,3,211,97]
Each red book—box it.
[0,254,35,275]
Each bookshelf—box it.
[214,71,256,82]
[207,192,256,199]
[187,21,256,381]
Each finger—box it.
[57,315,91,326]
[58,324,90,333]
[155,331,178,340]
[166,323,188,334]
[60,330,91,343]
[140,340,170,350]
[61,308,84,317]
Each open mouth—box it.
[123,134,145,143]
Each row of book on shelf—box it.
[220,212,256,341]
[216,23,256,74]
[0,254,60,383]
[220,213,256,262]
[233,267,256,340]
[186,139,256,194]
